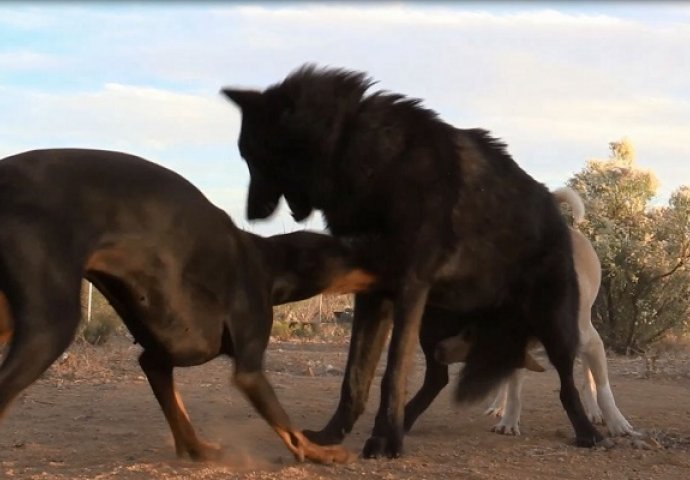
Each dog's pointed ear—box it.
[284,193,313,223]
[221,88,264,111]
[247,174,281,220]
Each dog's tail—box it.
[453,319,530,404]
[552,187,585,224]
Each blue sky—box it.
[1,2,689,235]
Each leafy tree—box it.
[569,139,690,354]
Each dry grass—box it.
[42,337,142,384]
[271,295,353,343]
[637,333,690,379]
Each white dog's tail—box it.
[553,187,585,224]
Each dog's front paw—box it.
[362,434,403,459]
[492,421,520,436]
[184,440,224,462]
[575,431,611,449]
[604,414,636,437]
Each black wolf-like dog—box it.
[0,148,376,464]
[222,64,604,458]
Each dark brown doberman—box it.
[0,148,376,464]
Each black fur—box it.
[223,64,603,457]
[404,310,534,433]
[0,148,374,464]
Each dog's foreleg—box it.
[229,299,354,464]
[304,293,393,445]
[233,369,353,464]
[579,357,604,424]
[580,328,635,436]
[363,280,430,459]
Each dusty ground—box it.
[1,337,689,480]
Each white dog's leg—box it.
[581,327,635,436]
[580,357,604,424]
[491,369,524,435]
[484,380,508,418]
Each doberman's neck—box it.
[250,231,377,306]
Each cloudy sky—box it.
[1,2,688,235]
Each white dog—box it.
[436,188,635,437]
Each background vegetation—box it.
[570,139,690,354]
[78,284,354,345]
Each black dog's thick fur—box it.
[404,307,540,433]
[0,148,375,464]
[223,64,603,457]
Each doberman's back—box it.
[0,149,232,240]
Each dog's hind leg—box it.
[87,273,223,461]
[580,328,634,436]
[403,361,448,433]
[491,369,525,435]
[0,293,12,345]
[304,292,393,445]
[138,351,222,461]
[0,251,82,418]
[404,308,466,433]
[403,311,454,433]
[485,381,508,418]
[535,311,605,447]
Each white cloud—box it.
[0,83,238,151]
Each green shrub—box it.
[271,320,292,341]
[81,313,120,345]
[80,282,122,346]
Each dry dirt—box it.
[1,337,689,480]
